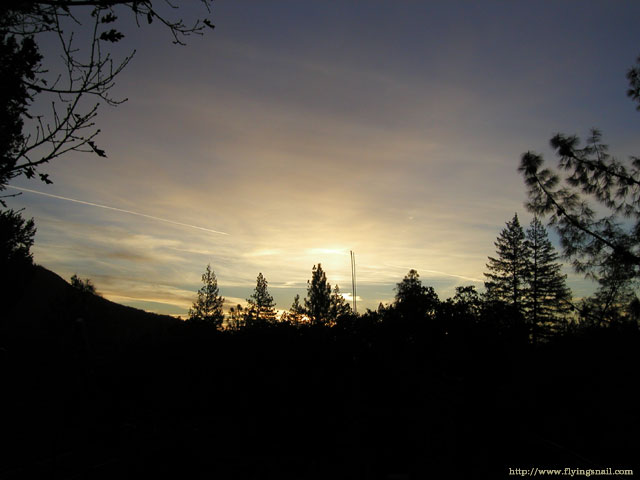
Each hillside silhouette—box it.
[3,264,179,352]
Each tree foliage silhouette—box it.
[520,131,640,279]
[579,254,637,327]
[246,272,276,326]
[227,304,245,330]
[281,294,305,325]
[525,217,572,341]
[0,207,35,309]
[329,284,352,322]
[393,269,439,319]
[70,273,98,296]
[484,214,529,312]
[627,55,640,111]
[0,29,42,203]
[484,215,573,340]
[188,264,224,328]
[0,1,214,197]
[0,208,35,267]
[450,285,482,319]
[304,264,331,325]
[519,56,640,286]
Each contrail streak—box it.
[384,263,483,283]
[7,185,230,236]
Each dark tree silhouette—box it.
[0,29,41,203]
[525,217,572,341]
[70,273,98,296]
[304,264,331,325]
[450,285,482,318]
[579,254,638,327]
[520,131,640,280]
[281,293,305,325]
[188,264,224,328]
[0,207,35,312]
[519,57,640,285]
[484,214,529,312]
[329,284,352,322]
[0,208,35,266]
[627,55,640,110]
[0,1,214,197]
[227,303,245,330]
[393,269,439,319]
[245,272,276,326]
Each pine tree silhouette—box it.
[525,217,572,341]
[484,214,529,312]
[246,272,276,326]
[304,264,331,325]
[188,264,224,328]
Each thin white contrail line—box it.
[384,263,483,283]
[7,185,230,236]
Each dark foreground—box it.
[1,270,639,479]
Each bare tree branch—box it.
[0,0,214,194]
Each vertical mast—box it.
[350,250,357,314]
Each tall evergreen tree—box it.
[484,214,529,311]
[304,264,331,325]
[246,272,276,325]
[188,264,224,328]
[525,217,572,341]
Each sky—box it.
[7,1,640,316]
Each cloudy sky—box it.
[7,1,640,316]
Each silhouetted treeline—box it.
[3,202,640,478]
[2,261,639,478]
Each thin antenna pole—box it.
[354,253,357,314]
[351,250,357,314]
[350,251,354,311]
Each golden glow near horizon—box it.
[7,2,639,315]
